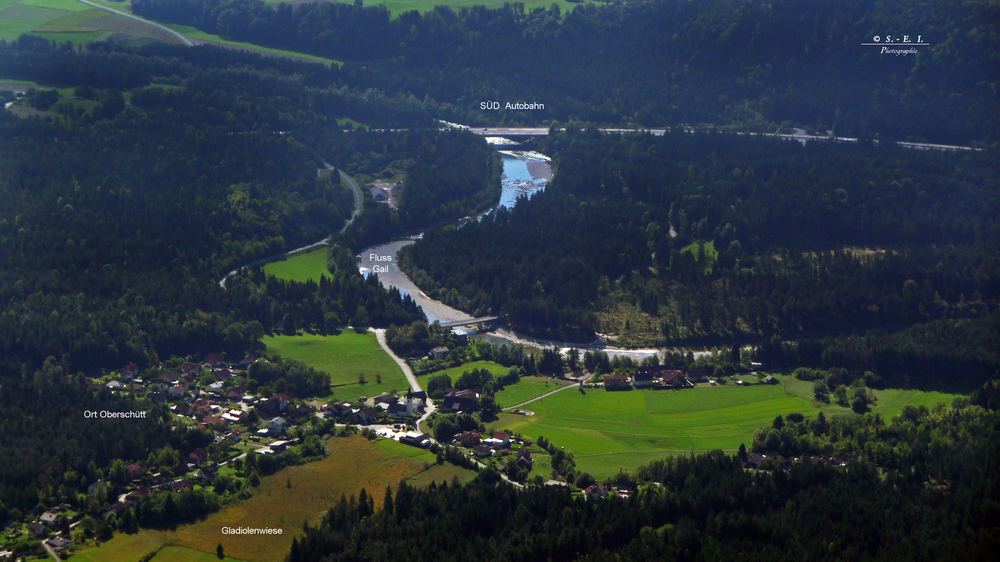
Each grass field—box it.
[374,436,437,463]
[73,436,429,562]
[407,462,478,487]
[0,0,182,44]
[495,375,962,477]
[151,546,243,562]
[69,529,167,562]
[263,332,408,401]
[495,376,569,408]
[374,437,478,487]
[419,360,509,383]
[262,247,331,283]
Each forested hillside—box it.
[0,38,453,517]
[131,0,999,143]
[290,400,1000,561]
[401,130,1000,343]
[326,129,502,251]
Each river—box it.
[359,150,699,361]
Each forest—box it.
[130,0,999,143]
[289,397,999,561]
[0,37,507,519]
[401,129,999,344]
[328,129,502,251]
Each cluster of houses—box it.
[603,366,705,390]
[320,390,429,425]
[453,430,534,471]
[101,353,320,445]
[15,511,74,555]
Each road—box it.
[76,0,193,46]
[219,166,362,288]
[469,126,980,152]
[372,328,420,393]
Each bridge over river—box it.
[439,316,503,330]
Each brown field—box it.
[74,436,431,562]
[162,436,428,562]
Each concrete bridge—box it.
[440,315,503,331]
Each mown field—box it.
[495,376,569,409]
[496,374,962,478]
[420,361,565,408]
[0,0,183,44]
[262,247,331,284]
[419,360,508,383]
[263,332,408,401]
[374,438,478,487]
[71,436,430,562]
[151,546,243,562]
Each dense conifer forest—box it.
[401,130,999,343]
[131,0,999,143]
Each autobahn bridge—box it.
[439,315,503,332]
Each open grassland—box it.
[69,529,166,562]
[167,23,340,64]
[263,332,408,401]
[0,0,182,44]
[374,436,437,464]
[70,437,426,562]
[165,436,429,561]
[262,247,331,283]
[496,376,569,408]
[497,375,962,477]
[574,450,694,480]
[420,360,508,383]
[375,437,478,487]
[407,462,477,487]
[778,375,960,419]
[151,546,243,562]
[0,0,80,42]
[499,382,812,455]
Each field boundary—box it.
[76,0,192,45]
[503,380,575,410]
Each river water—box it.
[359,151,678,360]
[359,151,549,325]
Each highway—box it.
[469,126,980,152]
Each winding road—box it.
[219,166,362,288]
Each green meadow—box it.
[374,438,478,486]
[420,361,564,407]
[0,0,183,44]
[497,375,961,477]
[262,247,331,284]
[495,376,569,408]
[263,332,408,401]
[420,360,509,383]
